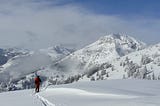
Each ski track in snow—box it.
[35,93,55,106]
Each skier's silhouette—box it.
[34,76,41,93]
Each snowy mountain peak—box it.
[86,34,146,57]
[102,33,123,39]
[39,45,75,62]
[53,45,75,55]
[52,34,147,76]
[100,33,145,46]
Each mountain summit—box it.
[54,34,146,74]
[94,33,146,56]
[72,33,145,62]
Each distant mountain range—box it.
[0,33,160,92]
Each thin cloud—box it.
[0,0,159,50]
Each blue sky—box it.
[72,0,160,18]
[0,0,159,50]
[51,0,160,19]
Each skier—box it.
[34,75,41,93]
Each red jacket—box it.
[34,77,41,85]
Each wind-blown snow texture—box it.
[0,80,160,106]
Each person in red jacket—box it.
[34,76,41,93]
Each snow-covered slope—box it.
[0,47,29,66]
[0,46,74,91]
[40,45,75,61]
[53,34,146,74]
[45,34,160,85]
[71,33,145,62]
[1,79,160,106]
[80,43,160,81]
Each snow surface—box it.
[0,90,42,106]
[1,79,160,106]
